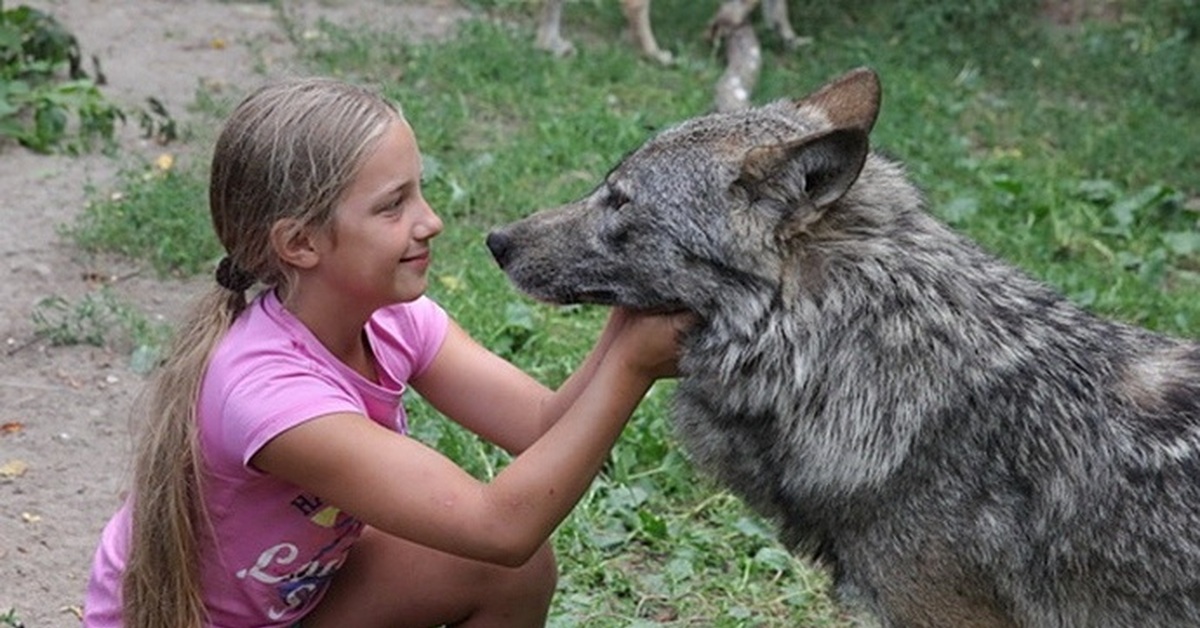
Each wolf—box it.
[486,67,1200,627]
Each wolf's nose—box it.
[486,231,511,267]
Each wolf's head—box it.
[487,68,891,315]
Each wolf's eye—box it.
[607,186,631,210]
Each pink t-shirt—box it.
[84,290,449,627]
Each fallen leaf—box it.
[0,459,29,478]
[1,421,23,435]
[56,369,83,389]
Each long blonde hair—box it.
[121,77,400,628]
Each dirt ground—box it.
[0,1,468,625]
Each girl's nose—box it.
[414,200,443,240]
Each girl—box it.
[84,77,690,627]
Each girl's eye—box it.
[381,194,406,213]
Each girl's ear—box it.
[270,218,320,269]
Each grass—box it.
[67,159,218,277]
[54,0,1200,625]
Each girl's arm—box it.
[410,311,627,455]
[251,309,688,567]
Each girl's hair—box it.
[121,77,401,628]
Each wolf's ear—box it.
[739,127,869,209]
[737,68,879,210]
[796,66,882,135]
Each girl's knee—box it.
[307,534,556,627]
[521,542,558,600]
[478,542,556,625]
[478,541,557,603]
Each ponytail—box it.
[122,286,248,628]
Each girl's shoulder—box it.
[371,295,448,329]
[204,290,352,400]
[368,295,451,379]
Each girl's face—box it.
[313,117,444,310]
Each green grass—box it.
[55,0,1200,624]
[67,160,218,277]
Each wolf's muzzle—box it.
[485,230,513,268]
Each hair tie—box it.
[215,256,256,293]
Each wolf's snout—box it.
[486,230,512,268]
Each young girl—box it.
[83,77,690,627]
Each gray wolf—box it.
[535,0,804,64]
[486,67,1200,626]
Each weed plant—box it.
[59,0,1199,625]
[0,2,122,152]
[0,608,23,628]
[30,287,172,373]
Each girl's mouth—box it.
[401,250,430,263]
[401,250,431,271]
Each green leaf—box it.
[637,509,668,541]
[1109,185,1171,229]
[1163,231,1200,257]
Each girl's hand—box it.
[604,307,696,380]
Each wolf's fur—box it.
[487,68,1200,627]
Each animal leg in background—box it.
[535,0,670,64]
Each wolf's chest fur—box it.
[669,237,1174,556]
